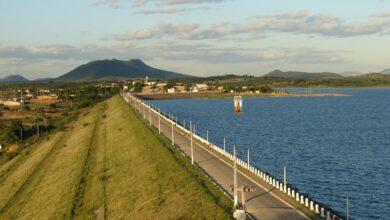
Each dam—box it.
[122,92,347,220]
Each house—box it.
[146,81,156,86]
[37,94,59,100]
[191,87,199,93]
[156,83,167,89]
[174,85,186,92]
[195,84,209,91]
[0,100,24,106]
[142,85,152,94]
[167,88,176,93]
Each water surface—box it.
[149,88,390,219]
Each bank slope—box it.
[0,96,232,219]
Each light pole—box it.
[284,166,287,193]
[158,115,161,134]
[149,108,151,125]
[233,145,238,206]
[191,124,194,164]
[346,197,349,220]
[223,138,226,152]
[171,122,174,145]
[247,148,250,168]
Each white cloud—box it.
[93,0,229,7]
[109,23,200,40]
[109,11,390,42]
[0,42,349,78]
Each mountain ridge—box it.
[56,59,193,81]
[264,69,342,79]
[0,74,29,82]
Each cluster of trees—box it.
[0,83,119,164]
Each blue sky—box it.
[1,0,390,79]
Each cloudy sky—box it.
[1,0,390,79]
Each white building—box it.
[167,88,176,93]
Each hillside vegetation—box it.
[0,96,232,219]
[57,59,192,81]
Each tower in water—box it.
[234,96,243,112]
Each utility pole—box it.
[37,112,40,138]
[233,145,238,206]
[247,148,250,167]
[149,108,151,125]
[171,122,174,145]
[346,197,349,220]
[20,127,23,141]
[284,166,287,193]
[191,124,194,164]
[143,104,146,119]
[158,115,161,134]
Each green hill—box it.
[264,69,342,79]
[57,59,193,81]
[0,96,232,219]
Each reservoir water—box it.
[149,88,390,219]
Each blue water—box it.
[149,88,390,219]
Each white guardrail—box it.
[122,93,345,220]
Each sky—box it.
[1,0,390,79]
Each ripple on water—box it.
[150,88,390,219]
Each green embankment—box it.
[0,96,232,219]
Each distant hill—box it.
[341,71,363,77]
[264,69,342,79]
[0,74,29,82]
[57,59,193,81]
[355,73,389,78]
[381,68,390,74]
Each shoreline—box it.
[137,92,350,100]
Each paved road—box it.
[131,98,309,220]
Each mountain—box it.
[341,71,363,77]
[0,74,29,82]
[264,69,342,79]
[381,68,390,74]
[57,59,193,81]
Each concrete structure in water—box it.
[234,96,243,112]
[123,93,346,220]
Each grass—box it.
[0,95,233,219]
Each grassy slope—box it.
[0,96,232,219]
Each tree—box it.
[133,82,143,93]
